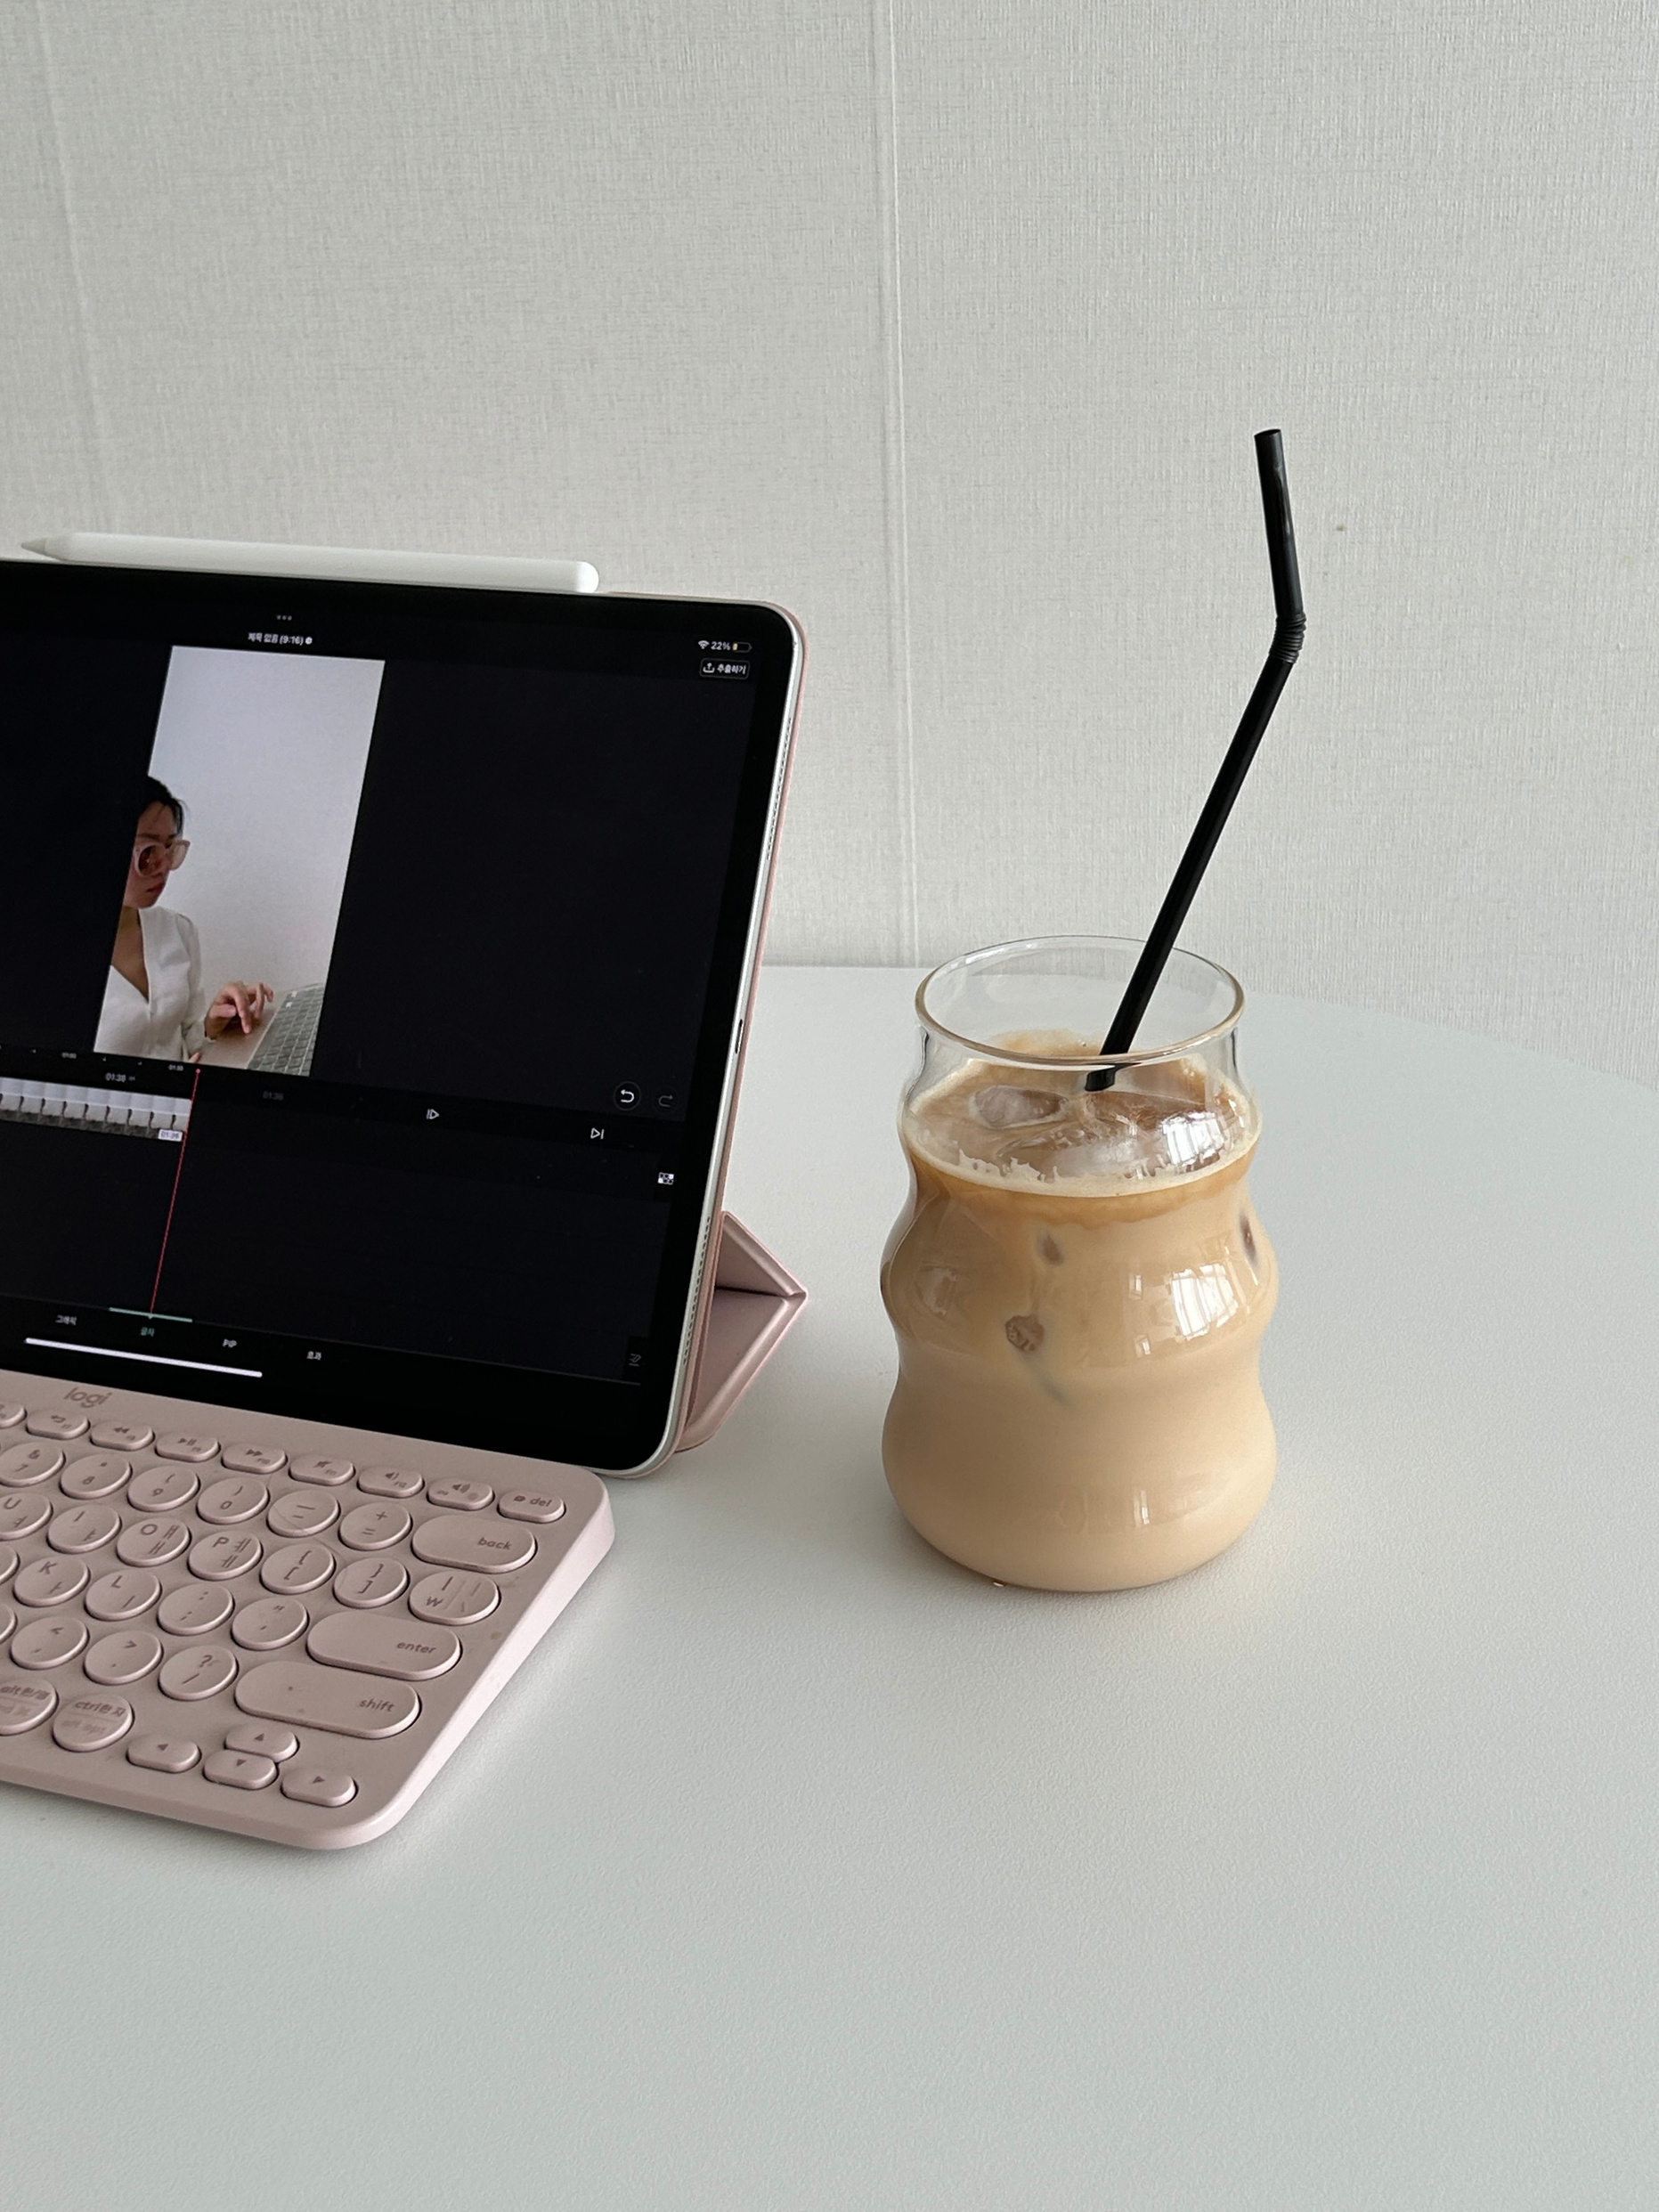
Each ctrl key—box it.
[53,1694,134,1753]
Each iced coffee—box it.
[881,938,1276,1590]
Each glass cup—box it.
[880,937,1277,1590]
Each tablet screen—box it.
[0,563,799,1469]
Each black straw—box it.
[1085,427,1305,1090]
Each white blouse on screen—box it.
[94,905,208,1061]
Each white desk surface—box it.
[8,966,1659,2208]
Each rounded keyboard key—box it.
[85,1568,160,1621]
[204,1748,278,1790]
[10,1617,89,1668]
[0,1492,52,1541]
[53,1693,134,1752]
[498,1484,567,1523]
[126,1463,201,1511]
[357,1464,424,1500]
[90,1419,153,1452]
[219,1443,287,1476]
[234,1659,418,1738]
[153,1430,220,1462]
[189,1531,263,1582]
[84,1629,164,1685]
[47,1501,121,1554]
[117,1517,191,1566]
[232,1597,309,1651]
[408,1570,499,1625]
[0,1602,12,1647]
[126,1733,199,1773]
[307,1611,459,1680]
[260,1542,335,1595]
[426,1477,492,1512]
[0,1401,24,1428]
[288,1454,354,1486]
[157,1582,234,1636]
[281,1765,356,1808]
[267,1491,338,1538]
[159,1645,237,1701]
[225,1720,298,1761]
[331,1557,409,1609]
[15,1555,90,1607]
[59,1452,133,1500]
[198,1476,269,1525]
[0,1440,65,1487]
[411,1514,535,1573]
[337,1502,411,1552]
[52,1692,134,1751]
[0,1679,56,1731]
[25,1407,89,1441]
[0,1544,15,1585]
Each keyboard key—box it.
[84,1630,164,1685]
[408,1571,499,1626]
[281,1765,357,1808]
[198,1476,269,1525]
[0,1402,24,1429]
[411,1515,535,1574]
[232,1597,308,1652]
[220,1444,287,1476]
[189,1532,263,1582]
[0,1602,12,1647]
[288,1454,354,1487]
[158,1582,235,1636]
[426,1477,493,1512]
[307,1612,459,1680]
[85,1569,161,1622]
[337,1503,411,1552]
[89,1419,153,1452]
[25,1407,89,1441]
[235,1660,419,1739]
[59,1452,133,1500]
[498,1485,568,1524]
[15,1556,91,1607]
[267,1491,338,1538]
[10,1617,89,1668]
[126,1733,199,1773]
[153,1430,220,1462]
[126,1463,202,1511]
[260,1543,335,1596]
[0,1544,15,1586]
[53,1694,134,1752]
[117,1517,191,1566]
[159,1646,238,1701]
[0,1679,56,1732]
[203,1749,277,1791]
[46,1501,121,1554]
[0,1493,52,1540]
[357,1464,424,1500]
[225,1720,297,1761]
[0,1440,66,1487]
[331,1557,409,1609]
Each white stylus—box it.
[21,533,599,595]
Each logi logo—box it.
[64,1386,111,1407]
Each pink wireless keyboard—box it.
[0,1368,613,1847]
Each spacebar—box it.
[234,1660,419,1739]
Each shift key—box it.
[234,1660,419,1738]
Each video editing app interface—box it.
[0,606,761,1398]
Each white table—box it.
[7,968,1659,2208]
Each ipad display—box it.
[0,563,800,1470]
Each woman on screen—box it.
[94,777,273,1061]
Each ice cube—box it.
[971,1085,1065,1130]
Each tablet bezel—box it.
[0,559,802,1474]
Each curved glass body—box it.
[880,938,1277,1590]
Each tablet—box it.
[0,558,802,1476]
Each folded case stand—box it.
[25,529,809,1460]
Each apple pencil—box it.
[21,533,599,595]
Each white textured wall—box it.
[4,1,1656,1080]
